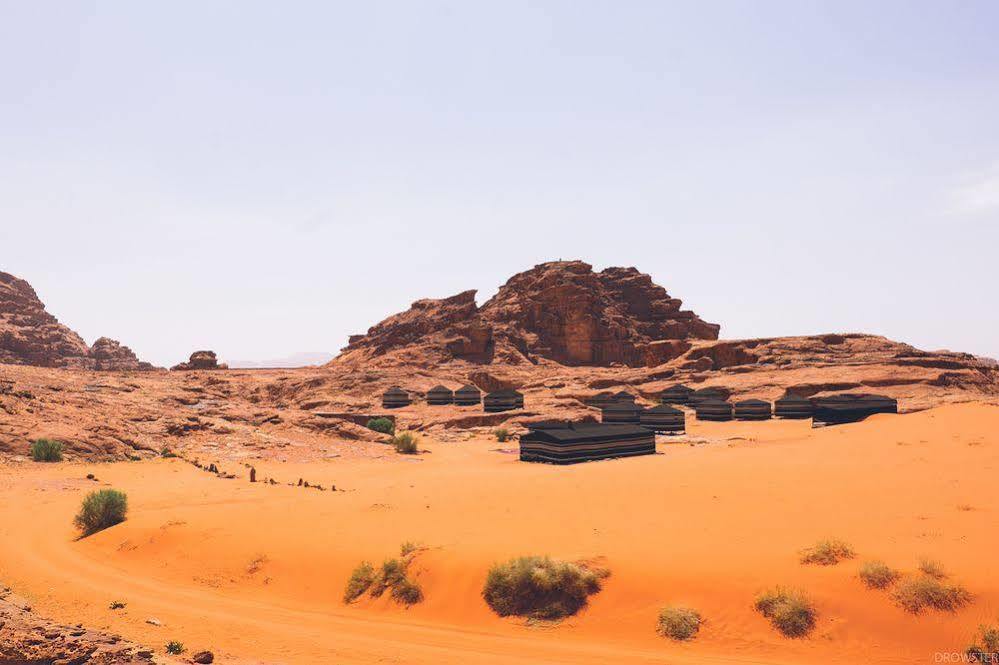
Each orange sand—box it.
[1,403,998,664]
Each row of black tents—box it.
[382,385,525,413]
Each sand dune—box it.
[1,403,997,663]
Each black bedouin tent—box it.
[585,392,617,408]
[484,389,524,412]
[689,386,731,405]
[601,400,643,424]
[426,385,454,405]
[774,394,814,419]
[640,404,685,434]
[695,399,734,421]
[382,386,411,409]
[660,384,695,405]
[520,422,656,464]
[734,399,772,421]
[454,384,482,406]
[812,393,897,425]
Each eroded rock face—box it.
[0,271,153,370]
[337,261,719,368]
[171,350,225,371]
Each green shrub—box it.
[494,428,510,443]
[160,447,177,458]
[482,556,607,620]
[31,438,63,462]
[165,641,184,655]
[858,560,899,589]
[656,606,702,640]
[400,541,418,557]
[371,558,407,597]
[343,561,375,604]
[754,587,816,638]
[966,624,999,663]
[892,576,971,613]
[917,558,947,579]
[390,578,424,605]
[800,539,855,566]
[73,489,128,536]
[390,431,419,454]
[367,417,395,435]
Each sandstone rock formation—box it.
[1,271,153,370]
[171,350,226,371]
[338,261,720,368]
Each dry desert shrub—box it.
[347,545,424,606]
[800,539,855,566]
[74,489,128,536]
[482,556,608,620]
[858,560,900,590]
[656,606,702,640]
[30,438,63,462]
[367,417,395,435]
[343,561,375,603]
[754,587,817,638]
[965,624,999,663]
[494,428,510,442]
[390,431,419,454]
[165,640,185,655]
[918,558,948,579]
[892,576,971,613]
[390,578,424,605]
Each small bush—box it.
[754,587,817,638]
[160,447,177,458]
[966,624,999,663]
[390,431,419,454]
[482,556,607,620]
[371,558,407,597]
[165,641,185,655]
[73,489,128,536]
[367,417,395,435]
[656,606,702,641]
[918,558,947,579]
[858,560,899,590]
[494,428,510,443]
[400,541,418,557]
[800,539,855,566]
[343,561,375,604]
[390,578,424,605]
[31,438,63,462]
[892,577,971,613]
[109,600,126,610]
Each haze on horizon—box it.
[2,1,997,368]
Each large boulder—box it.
[171,350,225,371]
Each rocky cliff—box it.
[0,271,152,370]
[337,261,720,368]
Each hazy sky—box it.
[2,1,997,367]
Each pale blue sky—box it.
[2,1,997,367]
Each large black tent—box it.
[484,389,524,412]
[640,404,685,434]
[774,394,814,419]
[601,400,643,424]
[381,386,411,409]
[426,385,454,406]
[453,384,482,406]
[812,394,897,425]
[695,399,734,421]
[520,422,655,464]
[734,399,772,421]
[660,384,694,405]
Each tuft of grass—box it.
[160,447,177,458]
[165,641,185,655]
[965,624,999,663]
[656,606,702,641]
[343,561,375,604]
[800,539,855,566]
[892,576,971,613]
[754,587,817,638]
[859,560,900,590]
[390,431,419,454]
[109,600,127,610]
[367,417,395,436]
[30,438,63,462]
[494,428,510,443]
[390,578,424,605]
[73,489,128,536]
[918,558,948,579]
[400,541,418,557]
[482,556,607,620]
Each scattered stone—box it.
[249,466,256,482]
[145,617,162,626]
[191,650,215,664]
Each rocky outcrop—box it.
[0,584,159,663]
[0,271,153,370]
[171,350,226,371]
[337,261,719,368]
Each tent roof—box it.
[524,423,651,444]
[662,384,694,393]
[455,384,480,394]
[384,387,408,395]
[736,399,770,406]
[485,389,523,398]
[645,404,683,414]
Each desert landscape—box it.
[2,260,998,664]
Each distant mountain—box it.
[227,351,335,369]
